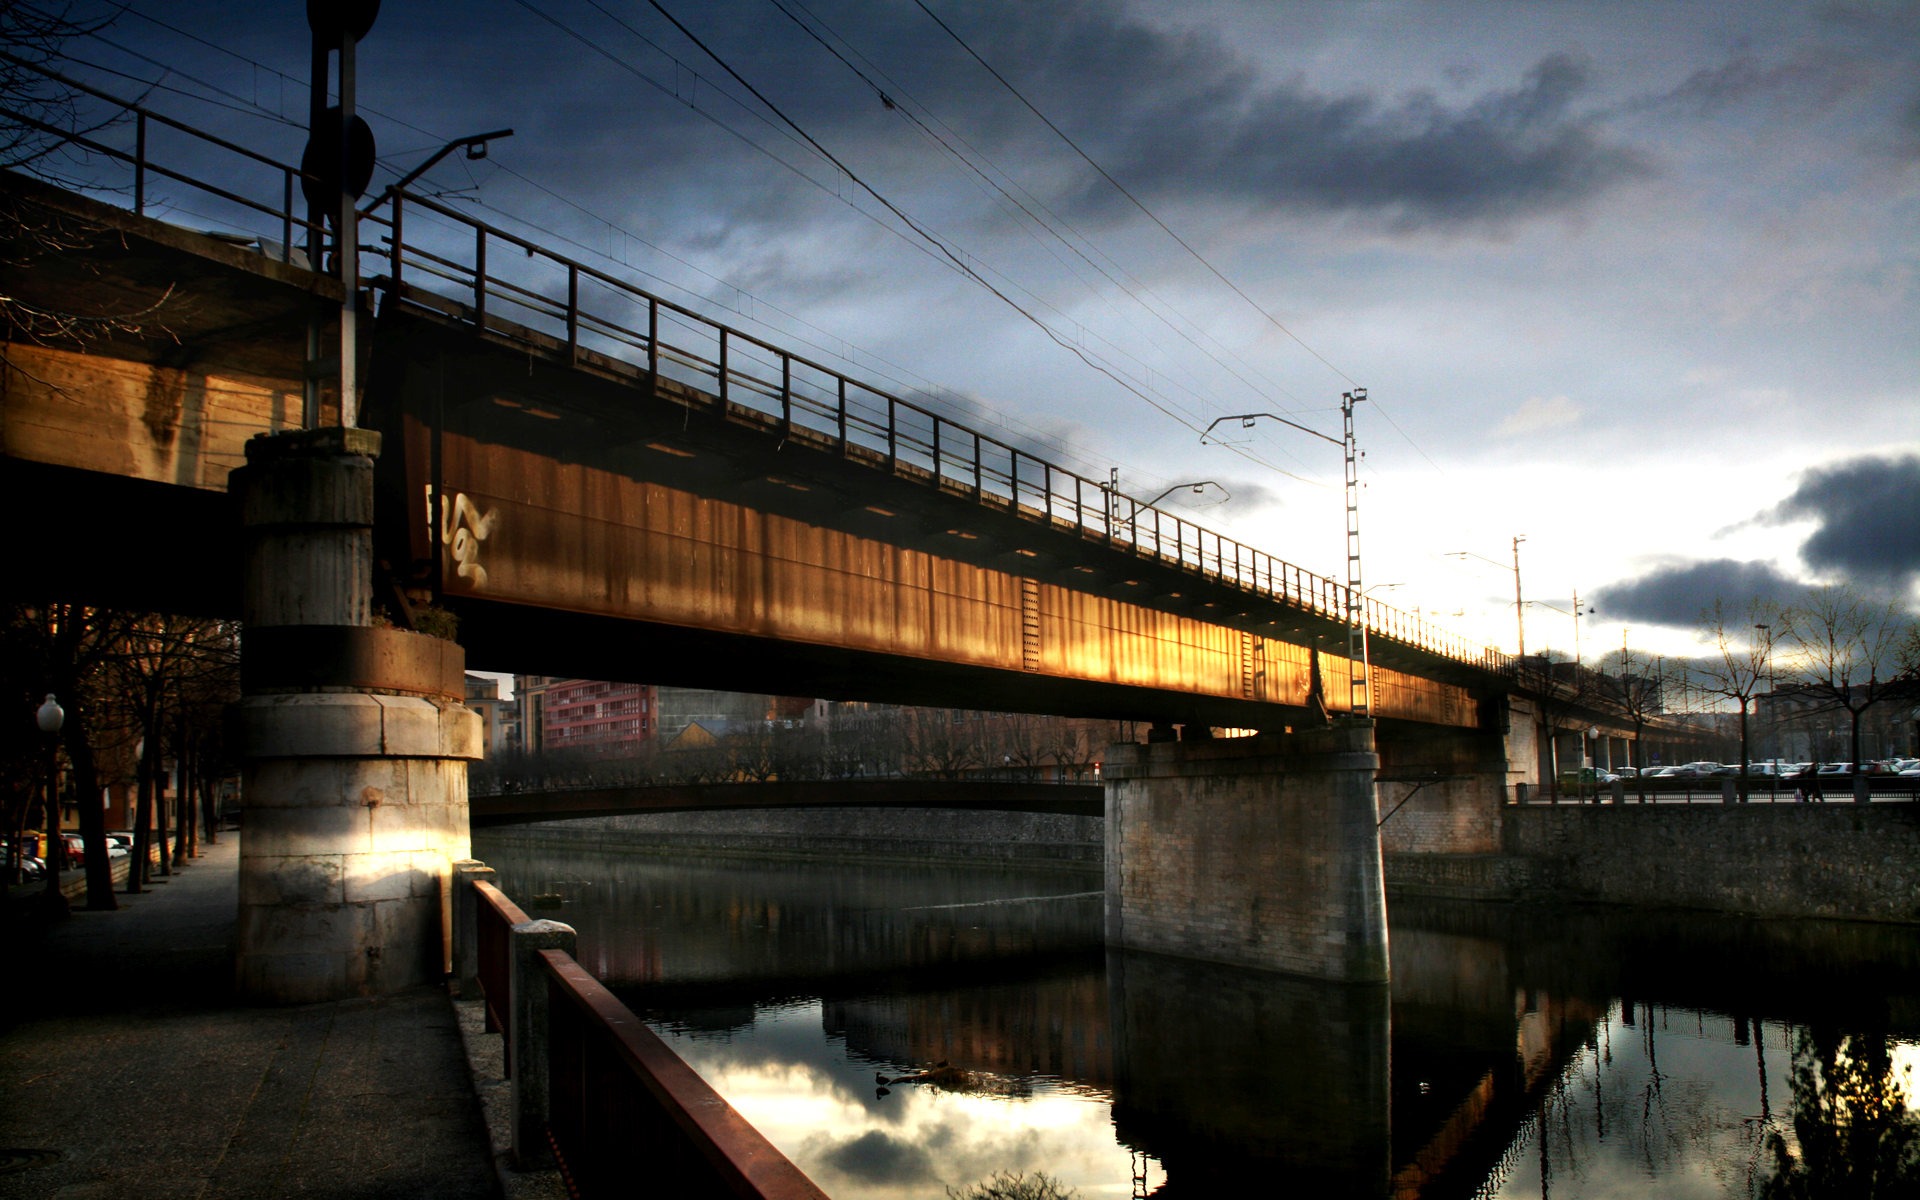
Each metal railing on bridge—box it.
[5,57,1509,676]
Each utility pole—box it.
[1513,535,1527,660]
[1200,391,1370,718]
[1341,389,1369,719]
[303,2,380,428]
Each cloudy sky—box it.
[39,0,1920,661]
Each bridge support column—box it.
[230,429,482,1003]
[1103,722,1386,983]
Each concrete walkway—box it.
[0,835,504,1200]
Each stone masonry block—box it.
[240,803,368,854]
[372,694,441,756]
[246,757,407,812]
[239,853,344,907]
[343,851,427,904]
[238,895,369,959]
[236,693,388,758]
[439,703,485,761]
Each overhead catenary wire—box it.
[908,0,1446,475]
[67,1,1332,491]
[763,0,1319,425]
[63,9,1165,486]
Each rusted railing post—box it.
[510,918,577,1170]
[450,859,496,997]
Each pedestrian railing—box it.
[471,879,525,1048]
[459,863,828,1199]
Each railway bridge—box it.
[3,85,1534,1000]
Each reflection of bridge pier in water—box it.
[1106,950,1392,1194]
[1101,929,1607,1197]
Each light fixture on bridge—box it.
[1137,480,1230,509]
[1199,391,1371,718]
[1445,534,1526,659]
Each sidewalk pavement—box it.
[0,834,540,1200]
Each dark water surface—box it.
[476,833,1920,1199]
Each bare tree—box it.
[1694,599,1774,801]
[903,707,983,780]
[1525,648,1604,802]
[991,713,1051,781]
[1775,584,1917,792]
[1605,641,1670,802]
[1,1,125,181]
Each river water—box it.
[475,831,1920,1199]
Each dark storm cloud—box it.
[473,1,1649,232]
[1590,560,1804,629]
[1765,454,1920,588]
[815,1129,937,1184]
[1658,55,1835,116]
[979,16,1650,226]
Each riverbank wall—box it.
[486,807,1102,872]
[1388,803,1920,924]
[486,801,1920,924]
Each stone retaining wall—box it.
[490,807,1102,871]
[1391,804,1920,923]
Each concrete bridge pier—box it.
[230,429,482,1003]
[1103,722,1387,983]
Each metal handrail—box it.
[541,950,830,1199]
[8,55,1511,675]
[473,879,530,1053]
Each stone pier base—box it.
[231,429,480,1003]
[1103,722,1386,982]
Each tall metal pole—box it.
[1342,389,1369,718]
[334,31,361,427]
[1512,535,1527,660]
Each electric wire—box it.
[57,2,1328,491]
[765,0,1317,426]
[632,0,1321,483]
[61,12,1145,484]
[910,0,1445,475]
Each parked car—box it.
[3,843,45,881]
[1816,762,1854,776]
[1557,766,1617,788]
[1656,764,1709,779]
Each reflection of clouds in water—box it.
[813,1128,938,1184]
[659,1004,1148,1199]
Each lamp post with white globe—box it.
[36,693,65,910]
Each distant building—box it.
[653,687,808,744]
[532,677,659,756]
[463,674,515,759]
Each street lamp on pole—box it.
[1528,589,1595,666]
[1138,481,1230,510]
[1201,391,1371,717]
[1445,536,1526,659]
[36,693,65,911]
